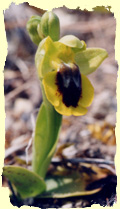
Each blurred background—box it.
[4,3,117,207]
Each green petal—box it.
[75,48,108,75]
[59,35,86,51]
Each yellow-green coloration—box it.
[26,15,42,45]
[3,166,46,199]
[35,35,108,79]
[59,35,86,52]
[35,35,107,116]
[35,36,85,79]
[75,48,108,75]
[38,11,60,41]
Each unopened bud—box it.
[27,15,42,45]
[38,11,60,41]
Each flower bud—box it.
[27,15,42,45]
[38,11,60,41]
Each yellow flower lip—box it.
[42,63,94,116]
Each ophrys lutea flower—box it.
[35,35,108,116]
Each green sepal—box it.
[35,36,57,78]
[75,48,108,75]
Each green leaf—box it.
[42,170,101,198]
[32,102,47,175]
[3,166,46,199]
[32,98,62,179]
[75,48,108,75]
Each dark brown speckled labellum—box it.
[56,63,82,107]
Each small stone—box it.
[62,202,73,208]
[91,91,116,121]
[13,98,33,117]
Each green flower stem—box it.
[32,81,62,179]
